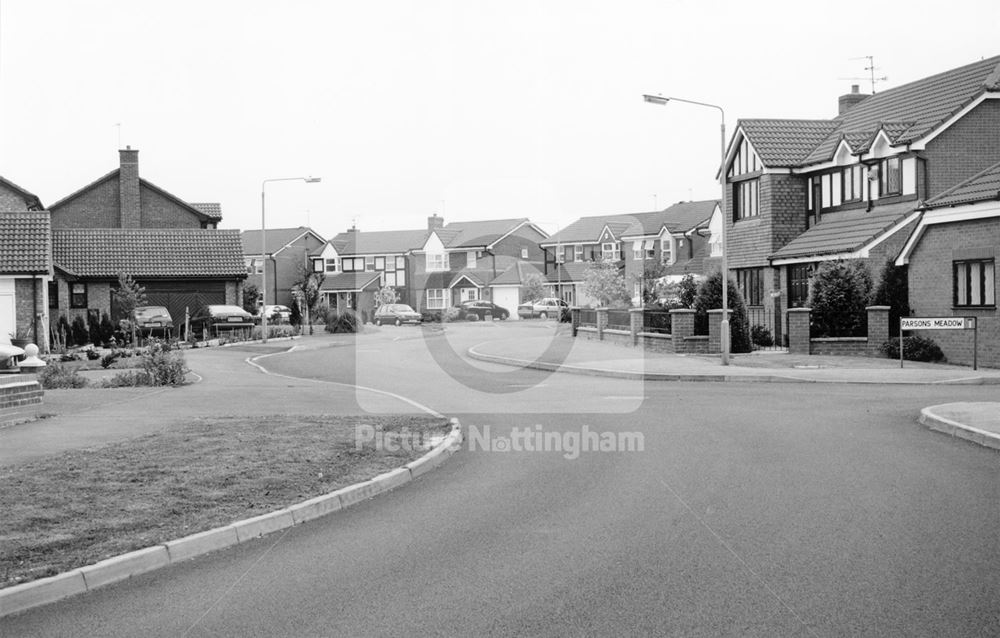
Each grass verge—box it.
[0,414,449,588]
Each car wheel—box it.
[466,313,479,322]
[375,318,382,326]
[539,312,548,320]
[499,311,509,320]
[395,318,402,326]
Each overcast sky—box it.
[1,1,997,239]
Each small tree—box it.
[692,271,752,353]
[677,274,699,309]
[634,261,670,307]
[807,260,873,337]
[112,272,147,345]
[521,272,547,302]
[288,262,326,334]
[871,258,910,335]
[373,285,399,307]
[71,315,89,346]
[99,312,115,345]
[582,261,630,308]
[242,283,261,314]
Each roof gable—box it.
[925,160,1000,209]
[0,176,43,210]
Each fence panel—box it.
[578,308,597,327]
[606,310,631,331]
[642,310,671,334]
[746,305,783,351]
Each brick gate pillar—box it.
[788,307,812,355]
[866,305,890,357]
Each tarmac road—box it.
[3,324,998,636]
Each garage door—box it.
[112,280,228,336]
[492,286,520,320]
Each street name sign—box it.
[899,317,974,330]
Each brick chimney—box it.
[119,146,141,228]
[428,213,444,231]
[838,85,869,116]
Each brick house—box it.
[314,215,547,320]
[722,55,1000,347]
[0,177,51,348]
[240,226,326,308]
[895,161,1000,367]
[47,148,246,337]
[541,200,718,306]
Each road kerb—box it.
[233,509,296,543]
[919,407,1000,451]
[288,493,343,525]
[371,467,412,492]
[0,570,87,618]
[79,546,171,591]
[165,526,240,563]
[333,480,383,508]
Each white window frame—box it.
[574,244,584,261]
[660,238,673,265]
[602,242,620,262]
[632,240,644,260]
[427,253,449,272]
[324,258,338,273]
[467,251,477,269]
[426,288,446,309]
[521,247,529,259]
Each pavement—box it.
[466,329,1000,449]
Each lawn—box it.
[0,414,449,588]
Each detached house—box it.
[0,177,51,348]
[241,226,326,308]
[722,55,1000,349]
[48,148,247,336]
[542,200,719,306]
[314,215,547,319]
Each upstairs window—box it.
[574,244,584,262]
[954,259,995,307]
[324,259,338,273]
[49,280,59,309]
[521,247,529,259]
[737,267,764,306]
[374,256,386,271]
[467,251,477,269]
[632,241,645,261]
[879,157,901,196]
[365,256,375,272]
[601,242,620,261]
[660,238,672,265]
[427,253,449,271]
[842,166,863,203]
[734,179,759,220]
[342,257,362,272]
[70,282,88,309]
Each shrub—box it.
[71,316,89,346]
[88,318,102,346]
[880,336,946,363]
[750,324,774,348]
[99,313,115,345]
[871,258,911,335]
[692,271,753,353]
[101,350,125,369]
[325,310,358,334]
[808,260,873,337]
[100,370,152,388]
[141,343,188,386]
[56,315,72,347]
[37,363,89,389]
[251,324,298,340]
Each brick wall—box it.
[138,186,204,228]
[907,218,999,368]
[13,278,47,346]
[50,178,121,228]
[493,225,547,261]
[0,183,31,210]
[923,101,1000,198]
[0,380,43,426]
[810,338,868,356]
[119,148,141,228]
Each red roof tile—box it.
[52,229,246,278]
[0,212,51,274]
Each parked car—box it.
[133,306,174,336]
[190,304,255,337]
[517,297,569,320]
[260,304,292,323]
[374,304,422,326]
[457,300,509,321]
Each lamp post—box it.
[642,94,729,365]
[260,176,321,343]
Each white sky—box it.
[1,1,997,240]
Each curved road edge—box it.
[0,349,464,620]
[919,403,1000,451]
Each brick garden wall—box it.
[906,219,999,368]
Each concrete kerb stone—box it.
[79,546,170,591]
[919,407,1000,451]
[0,416,465,619]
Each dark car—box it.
[374,304,422,326]
[517,297,569,320]
[457,300,509,321]
[190,304,254,337]
[133,306,174,336]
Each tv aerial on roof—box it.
[838,55,888,94]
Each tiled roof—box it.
[545,261,594,284]
[800,56,1000,165]
[52,229,246,278]
[319,271,382,292]
[924,160,1000,208]
[241,227,322,256]
[0,212,51,274]
[448,269,488,287]
[190,203,223,220]
[621,200,717,238]
[545,214,650,245]
[769,201,919,261]
[737,120,840,167]
[440,218,535,248]
[331,229,430,255]
[490,261,547,286]
[663,243,708,277]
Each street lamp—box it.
[642,94,729,365]
[260,176,321,343]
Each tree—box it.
[290,262,325,334]
[521,272,547,302]
[692,271,752,353]
[373,285,399,307]
[112,272,147,345]
[871,258,910,335]
[242,283,261,314]
[633,261,670,307]
[582,261,630,308]
[807,260,873,337]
